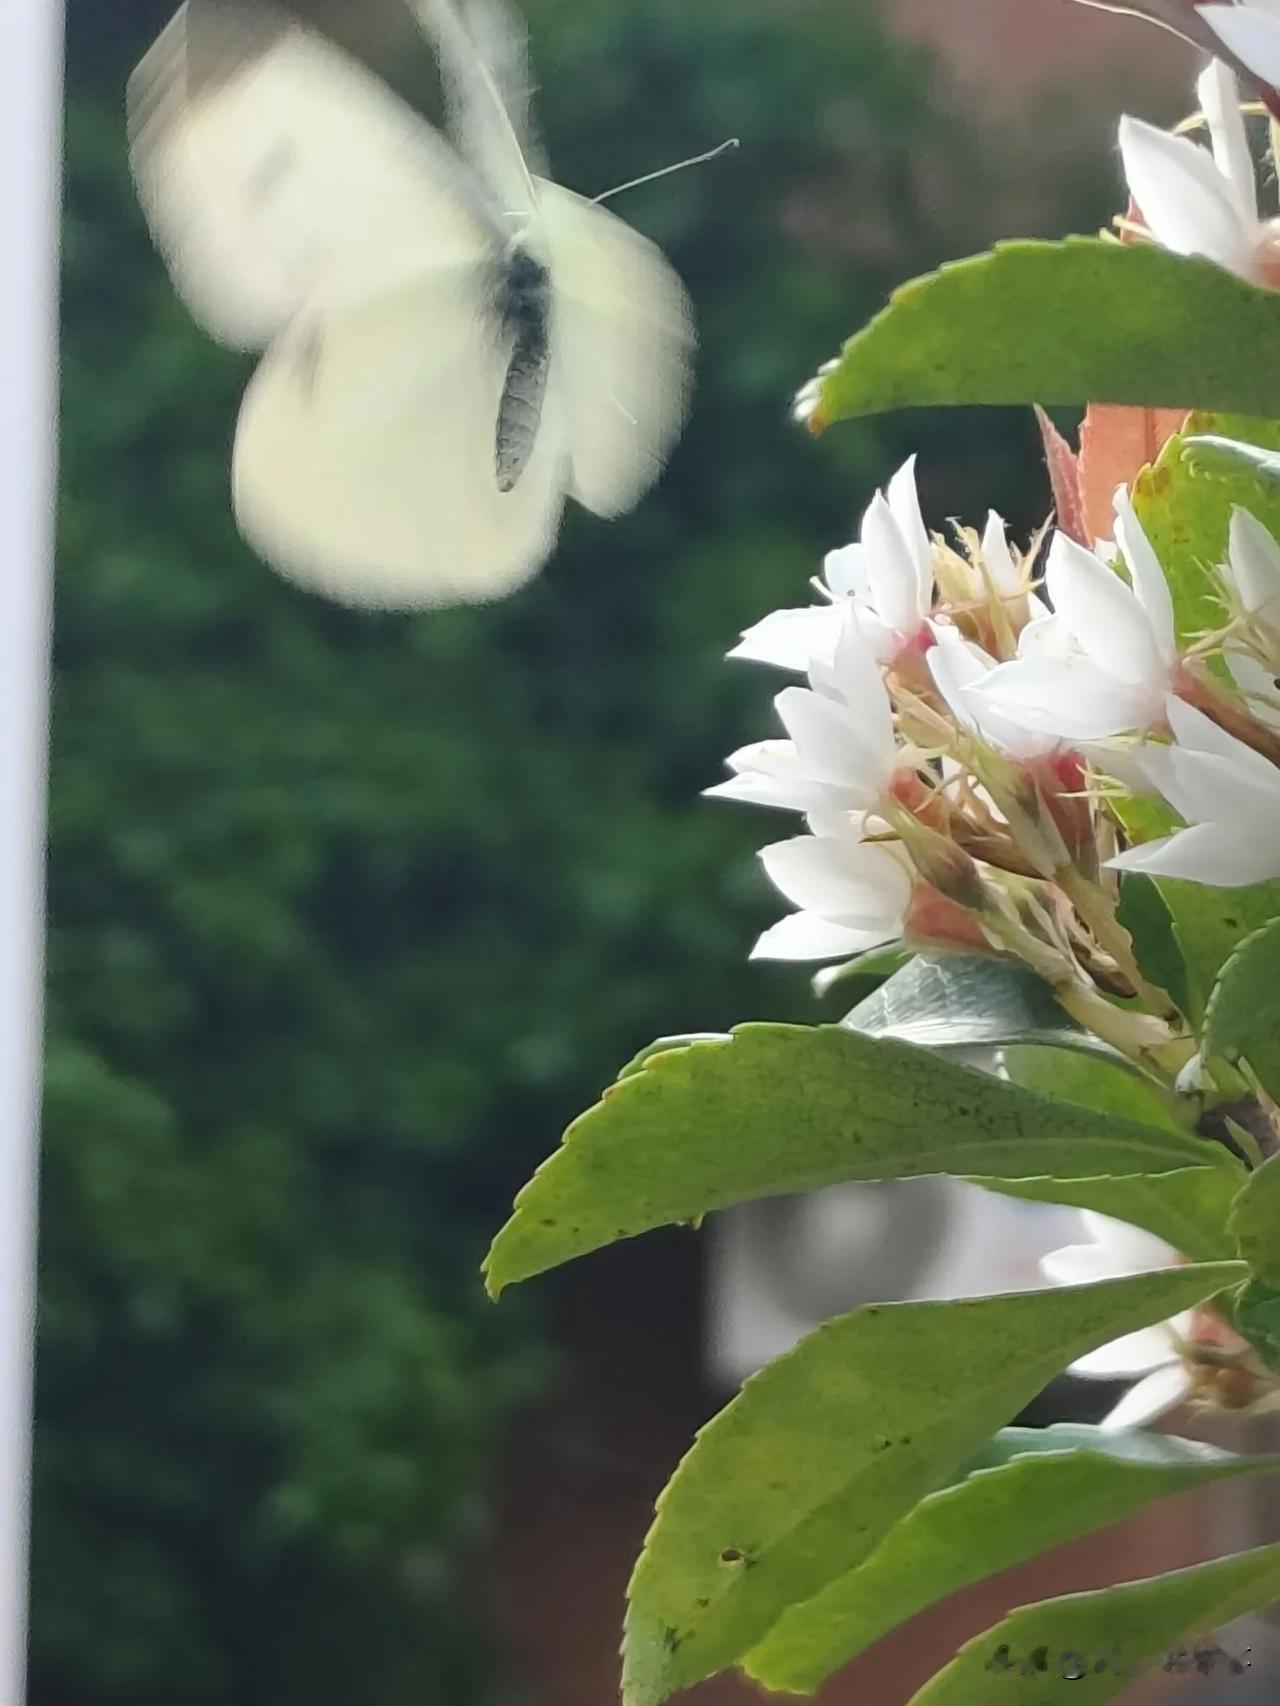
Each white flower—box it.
[1041,1211,1194,1432]
[1119,60,1275,285]
[970,489,1177,741]
[751,834,913,961]
[1223,504,1280,625]
[731,457,933,672]
[926,623,1060,761]
[707,608,900,817]
[1108,695,1280,885]
[709,610,916,960]
[1220,506,1280,723]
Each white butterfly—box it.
[127,0,695,608]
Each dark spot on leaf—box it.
[719,1548,746,1566]
[540,1218,557,1228]
[874,1434,893,1452]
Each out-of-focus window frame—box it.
[0,1,64,1701]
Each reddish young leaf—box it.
[1078,402,1188,543]
[1034,405,1088,544]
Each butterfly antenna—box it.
[592,138,740,205]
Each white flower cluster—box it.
[709,454,1280,977]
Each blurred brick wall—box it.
[893,0,1192,111]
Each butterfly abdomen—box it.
[493,245,551,494]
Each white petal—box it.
[1046,532,1167,686]
[1226,506,1280,623]
[1165,694,1280,789]
[1098,1362,1193,1432]
[1041,1243,1125,1287]
[774,686,878,794]
[1197,58,1258,227]
[981,511,1020,594]
[1071,1324,1181,1379]
[826,609,898,759]
[972,656,1161,740]
[885,454,934,608]
[703,772,837,812]
[853,611,903,667]
[1112,486,1176,662]
[1078,740,1156,793]
[1016,611,1071,658]
[759,835,912,926]
[750,911,894,962]
[823,543,870,601]
[927,629,989,734]
[861,490,928,637]
[730,606,846,672]
[705,740,866,815]
[1111,820,1280,885]
[1164,740,1280,824]
[1227,650,1280,729]
[1202,4,1280,95]
[1128,738,1205,824]
[1118,113,1260,281]
[1079,1210,1179,1270]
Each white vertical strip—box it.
[0,0,65,1700]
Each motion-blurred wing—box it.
[413,0,542,220]
[128,0,498,349]
[539,185,694,517]
[232,277,569,607]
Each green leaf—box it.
[1132,413,1280,644]
[1115,875,1191,1022]
[620,1263,1247,1706]
[616,1034,732,1081]
[1001,1044,1181,1130]
[1204,918,1280,1103]
[1230,1154,1280,1288]
[1184,434,1280,483]
[484,1026,1230,1296]
[745,1428,1272,1695]
[973,1047,1237,1261]
[844,955,1106,1055]
[1154,879,1280,1021]
[1233,1278,1280,1371]
[906,1541,1280,1705]
[804,241,1280,429]
[814,941,912,999]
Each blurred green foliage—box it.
[40,3,1041,1702]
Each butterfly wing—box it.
[538,184,694,518]
[413,0,543,221]
[128,0,501,349]
[231,275,568,607]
